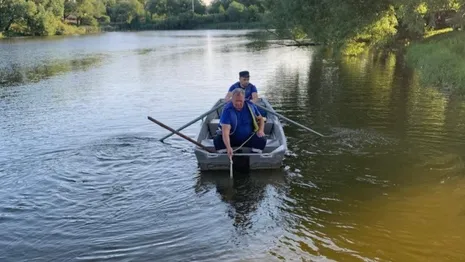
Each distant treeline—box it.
[0,0,267,36]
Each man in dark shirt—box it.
[224,71,258,103]
[215,88,266,159]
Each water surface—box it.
[1,30,465,261]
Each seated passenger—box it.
[224,71,258,103]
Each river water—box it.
[1,30,464,261]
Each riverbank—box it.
[1,22,264,39]
[103,20,266,32]
[194,21,266,30]
[406,30,465,94]
[0,23,100,39]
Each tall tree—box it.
[265,0,465,47]
[0,0,30,32]
[109,0,144,23]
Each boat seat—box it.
[201,139,215,150]
[200,138,281,153]
[208,119,220,136]
[208,118,274,136]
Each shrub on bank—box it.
[406,31,465,93]
[56,22,87,35]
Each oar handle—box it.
[159,102,226,142]
[148,116,215,153]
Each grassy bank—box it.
[406,30,465,94]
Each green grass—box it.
[406,30,465,94]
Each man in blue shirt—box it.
[224,71,259,103]
[214,88,266,159]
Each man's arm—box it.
[250,85,259,103]
[253,103,265,137]
[257,115,265,136]
[224,84,236,102]
[251,92,258,103]
[221,124,233,158]
[221,124,232,149]
[219,108,233,158]
[224,92,233,102]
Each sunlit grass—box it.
[424,27,453,38]
[406,30,465,94]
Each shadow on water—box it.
[244,30,305,51]
[245,40,270,51]
[0,54,105,87]
[195,169,288,231]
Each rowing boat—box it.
[194,98,288,171]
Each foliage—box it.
[264,0,465,55]
[341,6,398,55]
[0,0,268,36]
[56,21,87,35]
[226,1,245,21]
[406,31,465,93]
[29,6,59,36]
[108,0,144,24]
[3,0,462,46]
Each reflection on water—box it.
[0,55,104,87]
[136,48,157,55]
[1,31,465,262]
[195,170,287,231]
[263,48,465,261]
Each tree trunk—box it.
[4,18,14,32]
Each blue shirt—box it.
[228,82,258,100]
[218,101,261,141]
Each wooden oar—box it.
[255,104,326,137]
[159,101,226,142]
[148,116,215,153]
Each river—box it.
[1,30,464,261]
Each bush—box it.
[28,8,59,36]
[5,21,29,36]
[56,22,86,35]
[98,15,111,25]
[80,16,99,26]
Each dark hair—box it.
[239,71,249,78]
